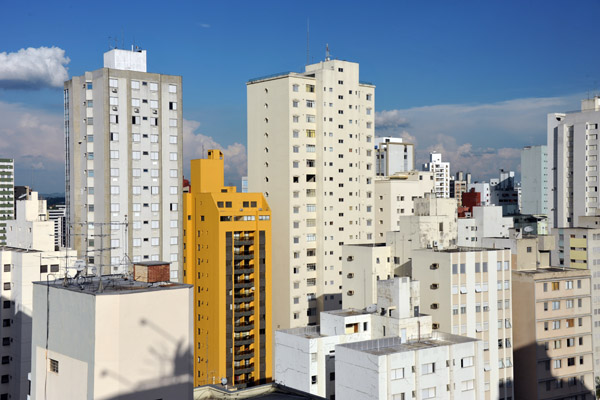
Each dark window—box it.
[40,265,48,273]
[50,264,59,273]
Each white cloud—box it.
[0,47,70,89]
[198,23,211,29]
[182,119,247,185]
[376,94,584,180]
[0,100,64,192]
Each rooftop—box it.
[324,308,374,317]
[277,325,322,339]
[33,274,192,296]
[338,332,478,356]
[514,267,591,276]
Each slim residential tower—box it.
[184,150,272,388]
[64,49,183,279]
[247,58,375,329]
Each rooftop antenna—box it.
[306,19,310,66]
[325,44,331,61]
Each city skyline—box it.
[2,1,600,192]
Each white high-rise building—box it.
[65,49,183,279]
[0,158,14,246]
[374,136,414,176]
[247,58,375,329]
[48,204,66,249]
[423,152,450,198]
[548,98,600,228]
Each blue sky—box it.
[1,0,599,193]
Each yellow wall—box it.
[184,151,272,388]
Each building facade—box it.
[247,58,375,329]
[0,159,14,246]
[411,248,514,400]
[336,333,485,400]
[457,205,514,247]
[512,267,595,399]
[422,152,450,198]
[548,97,600,228]
[30,274,193,399]
[48,204,66,249]
[374,170,434,241]
[65,48,183,279]
[521,145,549,216]
[0,191,76,400]
[374,137,414,176]
[183,150,272,388]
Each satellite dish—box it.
[524,226,534,233]
[74,259,86,272]
[221,377,228,386]
[90,267,98,276]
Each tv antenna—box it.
[326,44,331,61]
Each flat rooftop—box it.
[33,274,192,296]
[325,308,374,317]
[277,325,322,339]
[514,267,591,276]
[338,332,478,356]
[0,246,41,253]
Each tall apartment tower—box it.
[183,150,272,388]
[0,158,14,246]
[423,152,450,198]
[65,49,183,279]
[521,145,549,215]
[374,136,414,176]
[247,59,376,329]
[548,97,600,228]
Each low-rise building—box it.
[275,277,429,400]
[336,332,485,400]
[0,191,77,400]
[30,271,193,399]
[457,205,513,247]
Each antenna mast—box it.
[306,19,309,66]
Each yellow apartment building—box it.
[183,150,272,388]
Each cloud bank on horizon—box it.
[1,91,584,193]
[375,94,583,181]
[0,47,70,89]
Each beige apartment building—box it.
[374,170,434,241]
[411,248,514,400]
[512,267,595,399]
[247,58,375,329]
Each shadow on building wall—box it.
[514,342,595,399]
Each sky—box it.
[1,0,600,193]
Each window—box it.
[552,281,559,291]
[292,84,299,92]
[391,368,404,380]
[131,80,140,89]
[49,358,59,373]
[421,362,435,374]
[421,387,435,399]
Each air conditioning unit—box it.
[152,109,158,114]
[111,88,118,93]
[112,106,118,111]
[430,303,439,309]
[432,323,440,329]
[347,290,354,296]
[430,283,439,290]
[134,108,139,113]
[347,273,354,279]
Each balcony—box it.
[234,349,254,362]
[234,322,255,332]
[234,265,254,275]
[234,293,254,303]
[234,237,254,246]
[234,307,254,317]
[235,335,254,346]
[234,252,254,261]
[234,280,254,289]
[234,363,255,375]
